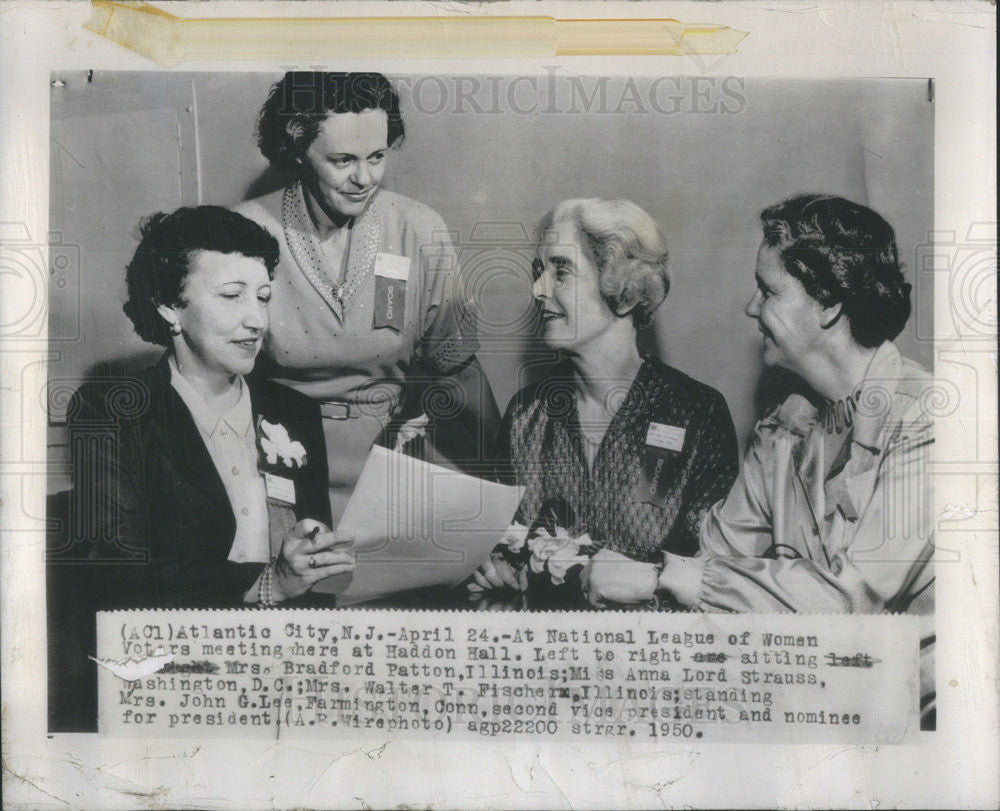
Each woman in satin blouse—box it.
[473,198,739,605]
[235,72,501,525]
[587,194,935,618]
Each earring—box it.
[169,322,181,336]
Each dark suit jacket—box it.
[48,356,330,731]
[66,355,331,609]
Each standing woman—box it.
[236,72,501,524]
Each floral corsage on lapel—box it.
[256,417,308,473]
[255,417,307,539]
[497,499,599,606]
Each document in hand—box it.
[314,445,524,604]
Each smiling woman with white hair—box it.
[472,198,739,606]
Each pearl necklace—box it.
[281,180,380,317]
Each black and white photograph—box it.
[2,2,996,809]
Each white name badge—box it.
[645,422,686,453]
[264,472,296,505]
[374,252,411,282]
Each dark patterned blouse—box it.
[500,359,739,561]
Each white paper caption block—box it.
[98,610,921,744]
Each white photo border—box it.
[1,2,996,809]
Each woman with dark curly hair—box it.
[471,198,739,607]
[235,72,501,525]
[68,206,358,609]
[587,193,935,619]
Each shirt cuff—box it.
[658,553,706,608]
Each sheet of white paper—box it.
[313,446,523,603]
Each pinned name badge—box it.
[374,252,410,281]
[645,422,686,453]
[264,472,296,505]
[634,422,686,508]
[373,253,408,332]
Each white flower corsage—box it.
[394,412,430,452]
[541,532,594,585]
[498,521,530,554]
[258,419,307,469]
[499,524,593,585]
[527,527,593,585]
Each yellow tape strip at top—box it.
[85,0,749,67]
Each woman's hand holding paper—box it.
[272,518,357,601]
[468,551,527,593]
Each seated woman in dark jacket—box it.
[68,206,357,609]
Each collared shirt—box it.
[168,358,270,564]
[690,342,934,614]
[502,359,739,561]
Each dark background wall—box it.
[47,72,933,486]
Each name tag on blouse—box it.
[635,422,687,508]
[265,472,296,505]
[373,253,409,333]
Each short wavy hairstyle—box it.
[760,193,912,348]
[257,72,405,172]
[123,206,279,347]
[536,198,670,327]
